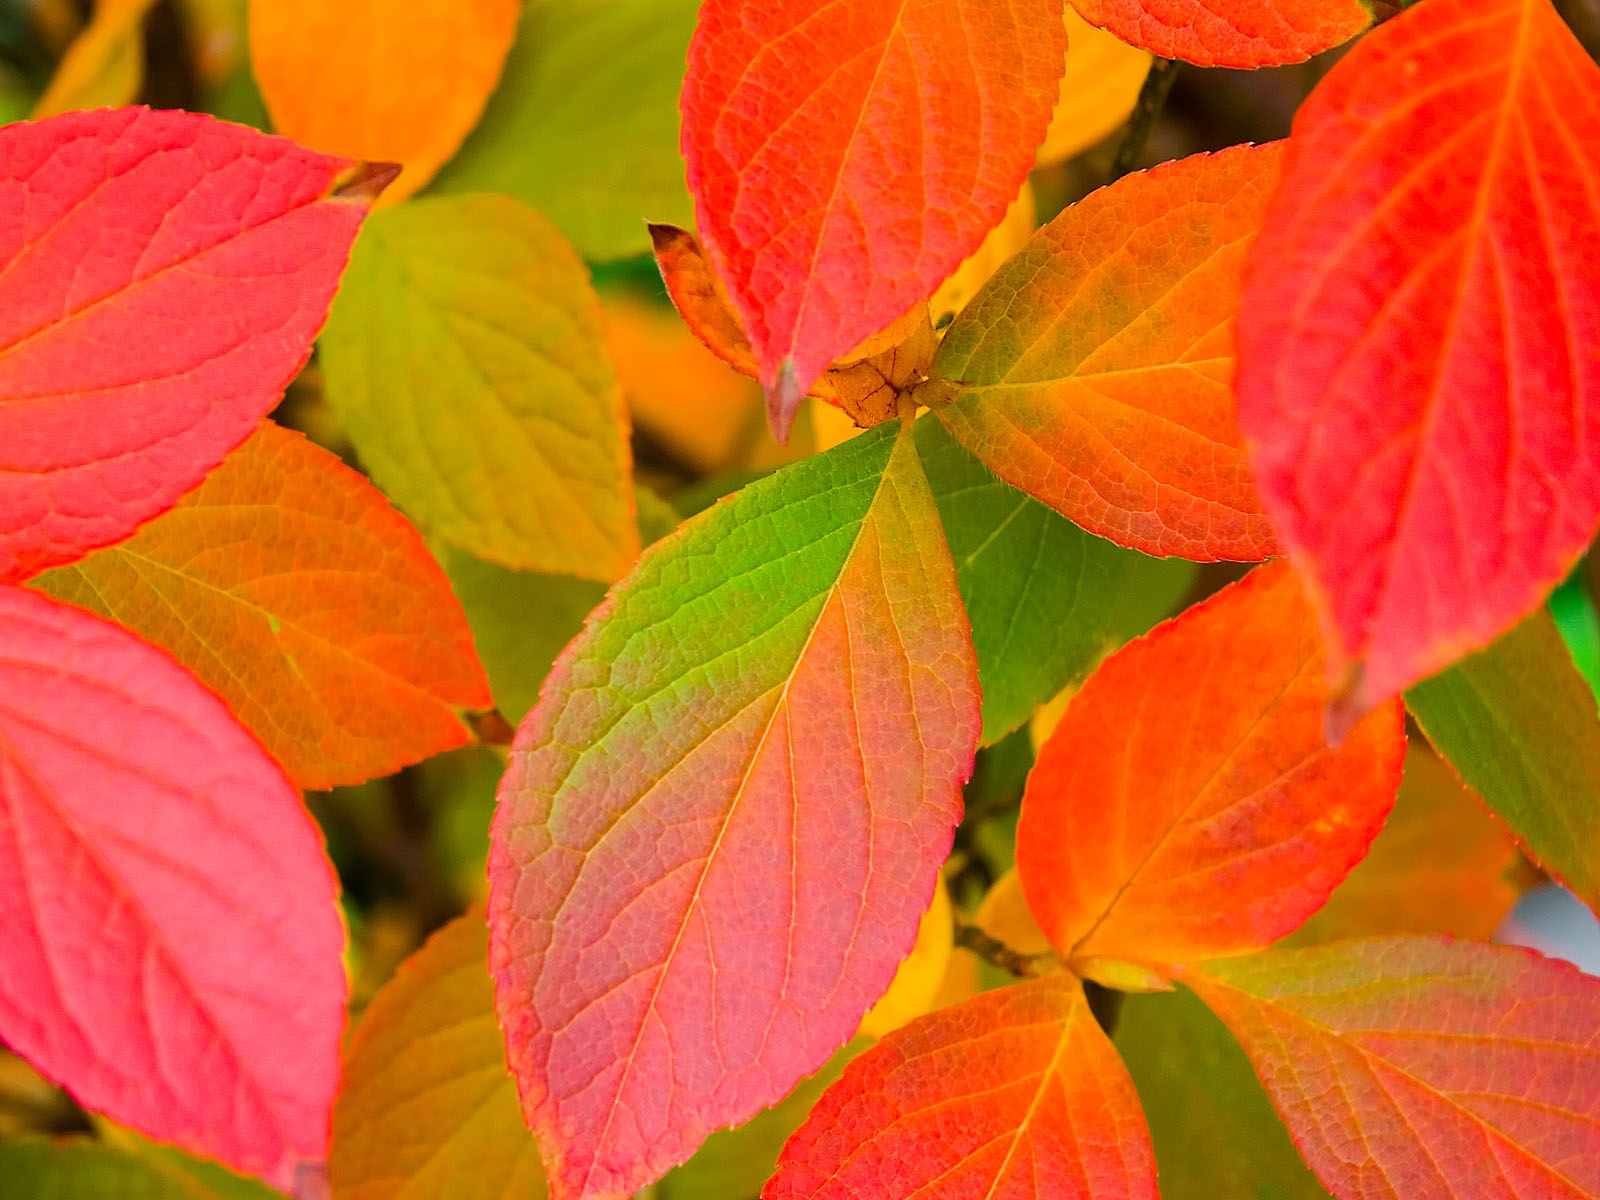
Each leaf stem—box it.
[952,920,1059,979]
[1110,57,1180,183]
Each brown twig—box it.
[953,921,1059,979]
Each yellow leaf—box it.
[1037,8,1152,166]
[249,0,519,201]
[33,0,158,118]
[857,879,954,1038]
[331,910,547,1200]
[931,181,1037,326]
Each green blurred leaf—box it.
[322,191,637,581]
[430,0,697,261]
[0,1138,279,1200]
[1406,608,1600,912]
[1115,987,1332,1200]
[914,417,1195,743]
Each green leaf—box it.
[914,417,1195,743]
[429,0,697,261]
[321,191,637,581]
[1115,987,1333,1200]
[1405,608,1600,912]
[0,1138,280,1200]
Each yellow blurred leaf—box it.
[33,0,157,118]
[331,910,547,1200]
[975,868,1053,956]
[857,879,954,1038]
[250,0,519,201]
[931,181,1037,326]
[1037,7,1152,166]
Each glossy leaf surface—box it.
[250,0,517,200]
[916,417,1194,743]
[764,976,1157,1200]
[0,586,344,1181]
[331,911,545,1200]
[934,143,1284,561]
[1069,0,1370,67]
[1236,0,1600,715]
[0,107,381,583]
[33,422,491,790]
[488,423,981,1199]
[1116,987,1333,1200]
[432,0,698,260]
[1018,561,1406,973]
[682,0,1067,437]
[1285,746,1522,946]
[321,192,637,580]
[1406,608,1600,913]
[1185,938,1600,1200]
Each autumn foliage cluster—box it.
[2,0,1600,1198]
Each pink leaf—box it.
[0,107,388,582]
[0,585,345,1183]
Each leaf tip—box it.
[331,160,402,206]
[1324,659,1372,746]
[765,359,805,443]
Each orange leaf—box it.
[33,421,492,789]
[1017,561,1406,976]
[933,143,1284,561]
[1184,938,1600,1200]
[1236,0,1600,718]
[250,0,519,201]
[1071,0,1371,67]
[764,976,1157,1200]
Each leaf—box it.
[0,1138,282,1200]
[915,416,1195,744]
[1183,938,1600,1200]
[1036,7,1152,166]
[1070,0,1371,67]
[320,192,637,581]
[1285,745,1523,946]
[1115,987,1333,1200]
[933,143,1284,561]
[928,182,1038,328]
[655,1041,867,1200]
[856,878,954,1039]
[763,976,1157,1200]
[0,107,386,584]
[32,421,492,790]
[1405,608,1600,913]
[32,0,158,118]
[1235,0,1600,720]
[1017,561,1406,977]
[0,585,344,1182]
[430,0,699,261]
[249,0,518,201]
[487,421,981,1199]
[330,910,546,1200]
[682,0,1069,438]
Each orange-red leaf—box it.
[1070,0,1371,67]
[33,421,491,789]
[1017,561,1406,975]
[1184,938,1600,1200]
[487,422,980,1200]
[681,0,1067,438]
[0,108,383,583]
[1236,0,1600,718]
[933,144,1284,561]
[250,0,518,201]
[0,586,344,1183]
[764,976,1156,1200]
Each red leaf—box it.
[681,0,1067,439]
[488,423,980,1199]
[1183,938,1600,1200]
[1069,0,1371,68]
[764,976,1156,1200]
[0,585,344,1183]
[1017,561,1406,975]
[1235,0,1600,719]
[0,107,385,582]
